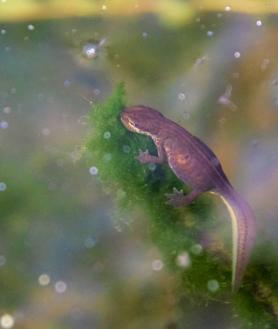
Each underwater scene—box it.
[0,1,278,329]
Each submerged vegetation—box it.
[86,85,278,329]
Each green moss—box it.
[86,84,278,328]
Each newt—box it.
[121,105,256,291]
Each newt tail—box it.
[215,185,256,291]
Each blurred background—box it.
[0,1,277,328]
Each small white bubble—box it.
[190,244,203,255]
[27,24,35,31]
[0,182,7,191]
[0,121,8,129]
[142,32,148,38]
[225,5,231,11]
[102,4,107,10]
[234,51,241,58]
[1,29,6,35]
[89,166,98,175]
[207,279,220,292]
[38,274,50,286]
[0,314,14,329]
[84,237,96,248]
[103,131,111,139]
[256,20,262,27]
[207,30,214,37]
[42,128,50,136]
[83,43,97,58]
[0,255,6,266]
[178,92,186,101]
[54,280,67,294]
[152,259,164,271]
[176,251,191,268]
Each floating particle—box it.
[148,163,156,171]
[0,255,6,266]
[103,131,111,139]
[178,93,186,101]
[207,30,214,37]
[103,153,112,162]
[176,251,191,268]
[77,115,89,125]
[234,51,241,58]
[256,20,262,27]
[218,85,237,111]
[93,88,101,96]
[190,244,203,255]
[225,5,231,11]
[3,107,11,114]
[38,273,50,286]
[55,280,67,294]
[28,24,35,31]
[64,79,71,87]
[1,29,6,35]
[0,182,7,191]
[102,4,107,10]
[152,259,164,271]
[122,145,131,153]
[261,58,270,71]
[89,166,98,175]
[0,121,8,129]
[142,32,148,38]
[42,128,50,136]
[207,279,220,292]
[0,314,14,329]
[217,13,222,18]
[84,237,97,248]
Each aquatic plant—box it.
[86,84,278,328]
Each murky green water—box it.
[0,3,278,329]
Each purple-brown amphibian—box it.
[121,105,256,292]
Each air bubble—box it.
[103,131,111,139]
[256,20,262,27]
[0,121,8,129]
[0,182,7,191]
[0,314,14,329]
[55,280,67,294]
[28,24,35,31]
[152,259,164,271]
[178,93,186,101]
[89,166,98,175]
[38,274,50,286]
[234,51,241,58]
[176,251,191,268]
[207,279,220,292]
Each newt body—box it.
[121,105,256,291]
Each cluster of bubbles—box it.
[38,274,67,294]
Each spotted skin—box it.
[121,105,256,291]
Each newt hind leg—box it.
[165,188,202,208]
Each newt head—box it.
[121,105,164,135]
